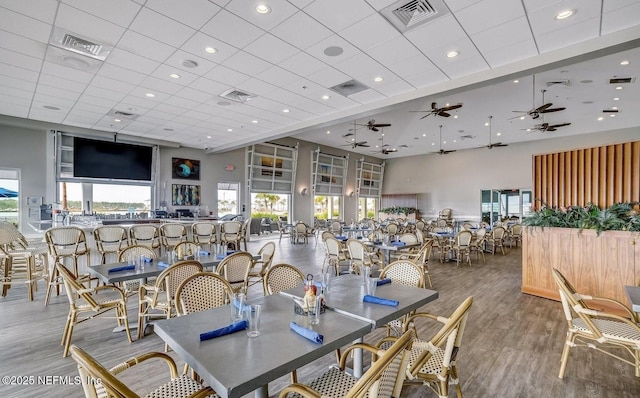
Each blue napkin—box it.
[363,295,399,307]
[143,257,153,263]
[373,240,382,244]
[227,250,237,255]
[391,241,406,246]
[216,254,226,260]
[199,250,210,256]
[376,278,392,286]
[290,322,323,344]
[200,320,248,341]
[436,231,447,235]
[108,265,135,273]
[336,235,347,239]
[157,261,169,269]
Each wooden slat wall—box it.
[533,141,640,209]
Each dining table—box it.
[370,241,422,264]
[153,293,372,398]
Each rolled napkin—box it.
[216,254,226,260]
[157,261,169,269]
[376,278,392,286]
[290,322,323,344]
[335,235,347,239]
[436,231,448,235]
[200,320,248,341]
[373,240,382,244]
[108,265,135,273]
[199,250,210,256]
[226,250,237,255]
[143,257,153,263]
[391,241,406,246]
[363,295,399,307]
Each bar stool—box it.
[93,225,128,264]
[44,226,91,306]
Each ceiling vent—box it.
[459,134,476,140]
[219,88,257,103]
[609,77,635,84]
[329,79,370,97]
[48,27,111,61]
[380,0,450,33]
[107,109,140,120]
[546,80,570,87]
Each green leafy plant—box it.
[523,201,640,235]
[380,206,420,216]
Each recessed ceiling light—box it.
[610,114,616,117]
[206,135,212,139]
[520,116,525,120]
[616,86,623,90]
[256,4,271,14]
[145,93,155,98]
[620,60,629,65]
[282,109,290,113]
[252,120,258,123]
[453,140,456,143]
[128,107,137,111]
[326,131,331,134]
[513,79,519,83]
[497,132,502,136]
[114,118,122,122]
[613,97,620,101]
[446,50,459,58]
[597,117,604,121]
[43,105,60,110]
[227,128,233,132]
[323,46,343,57]
[484,122,489,126]
[169,73,180,79]
[351,138,355,142]
[453,115,458,119]
[431,143,435,146]
[555,9,574,20]
[204,47,218,54]
[422,133,426,137]
[612,106,618,110]
[526,128,532,132]
[373,76,383,83]
[322,95,330,100]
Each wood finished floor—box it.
[1,234,639,398]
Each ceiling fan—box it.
[410,101,463,119]
[353,119,391,132]
[524,122,572,133]
[484,116,508,149]
[371,128,397,154]
[434,125,456,155]
[511,76,566,119]
[342,121,369,148]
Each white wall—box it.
[383,127,640,221]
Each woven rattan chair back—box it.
[248,242,277,294]
[385,222,398,236]
[264,263,305,295]
[220,221,242,249]
[160,261,203,302]
[321,230,335,241]
[44,226,91,305]
[160,223,188,253]
[175,272,233,315]
[455,230,473,247]
[93,226,128,264]
[0,227,48,301]
[398,233,418,245]
[118,245,157,262]
[173,241,200,260]
[128,224,161,254]
[192,222,217,248]
[217,251,253,294]
[415,220,425,231]
[380,260,424,288]
[240,218,251,250]
[346,239,369,274]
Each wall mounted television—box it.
[73,137,153,181]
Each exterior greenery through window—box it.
[251,192,288,222]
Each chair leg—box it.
[137,301,147,341]
[558,331,575,379]
[62,311,78,357]
[45,264,60,306]
[119,304,133,344]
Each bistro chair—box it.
[220,221,242,250]
[175,272,233,315]
[450,230,473,266]
[160,223,188,254]
[330,220,342,235]
[395,296,474,398]
[137,260,202,341]
[508,224,523,248]
[292,222,310,244]
[346,238,382,275]
[551,268,640,378]
[397,240,434,288]
[117,245,158,295]
[192,222,217,252]
[0,225,48,301]
[174,241,201,260]
[57,263,132,357]
[324,237,349,276]
[216,251,253,295]
[44,226,91,306]
[247,241,276,294]
[379,260,425,337]
[469,228,487,263]
[486,226,507,255]
[263,263,305,295]
[129,224,161,256]
[279,330,413,398]
[69,345,219,398]
[93,225,128,265]
[385,222,399,239]
[240,218,252,251]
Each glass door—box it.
[481,188,532,225]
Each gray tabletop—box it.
[153,294,372,398]
[624,285,640,313]
[280,274,439,327]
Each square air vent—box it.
[329,79,370,97]
[219,88,257,103]
[48,26,112,61]
[107,109,140,120]
[380,0,450,33]
[609,77,635,84]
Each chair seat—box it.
[76,290,125,309]
[143,374,219,398]
[291,366,357,398]
[408,339,446,375]
[572,318,640,343]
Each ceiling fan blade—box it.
[441,104,462,111]
[398,144,409,148]
[420,114,432,119]
[343,133,354,137]
[438,112,451,117]
[370,126,379,132]
[372,123,391,127]
[431,102,437,110]
[535,103,553,112]
[550,122,571,128]
[540,107,566,113]
[408,110,428,113]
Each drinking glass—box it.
[366,277,377,297]
[137,254,145,271]
[230,292,246,322]
[321,272,331,292]
[247,304,261,337]
[168,250,176,264]
[361,266,371,285]
[307,296,320,325]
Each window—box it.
[251,192,289,221]
[0,169,20,227]
[58,182,151,218]
[358,197,378,220]
[314,195,342,220]
[248,143,297,194]
[218,182,239,216]
[312,150,346,196]
[356,160,383,198]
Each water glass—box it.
[230,292,246,322]
[247,304,261,337]
[307,296,320,325]
[366,277,377,297]
[361,266,371,285]
[168,250,176,264]
[137,254,145,271]
[321,272,331,292]
[195,245,201,261]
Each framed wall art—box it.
[172,184,201,206]
[172,158,200,180]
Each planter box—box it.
[378,213,418,222]
[522,227,640,308]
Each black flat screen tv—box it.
[73,137,153,181]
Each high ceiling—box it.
[0,0,639,157]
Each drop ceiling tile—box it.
[255,66,300,87]
[0,102,27,118]
[222,51,273,76]
[41,60,94,82]
[144,0,221,29]
[120,91,163,108]
[306,34,362,67]
[304,0,375,32]
[0,7,51,43]
[306,66,351,87]
[445,0,484,12]
[106,48,161,75]
[0,48,42,71]
[602,2,640,34]
[164,50,218,76]
[117,30,176,63]
[171,114,200,125]
[244,34,299,64]
[372,79,415,97]
[35,84,81,102]
[137,113,174,124]
[181,32,240,64]
[2,0,57,23]
[83,85,127,102]
[482,38,538,67]
[536,17,599,53]
[366,0,398,11]
[339,12,400,51]
[29,105,67,122]
[0,75,36,92]
[405,14,467,53]
[151,64,200,86]
[0,85,33,101]
[64,110,103,124]
[225,0,298,31]
[55,3,126,45]
[522,0,563,14]
[97,63,147,85]
[335,52,383,82]
[91,75,136,95]
[190,75,233,96]
[62,0,141,27]
[367,36,424,66]
[470,17,534,54]
[456,0,525,35]
[175,86,214,103]
[422,37,488,78]
[0,62,38,83]
[279,51,327,76]
[156,97,194,113]
[73,99,113,114]
[129,7,195,48]
[0,30,47,59]
[33,91,77,109]
[201,9,265,49]
[270,11,333,50]
[204,65,251,87]
[527,1,600,37]
[140,76,184,95]
[347,88,386,104]
[238,78,279,96]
